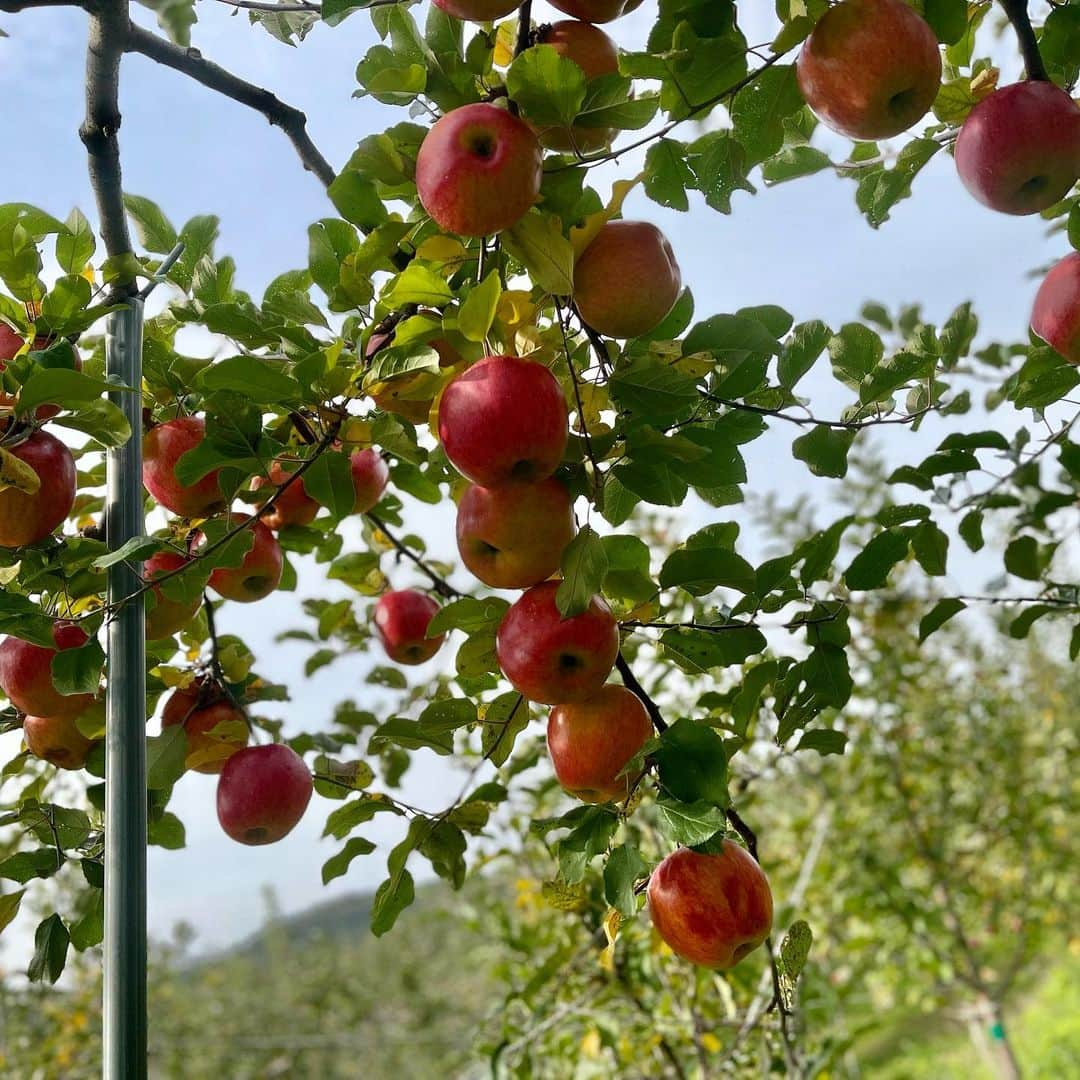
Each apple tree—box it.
[0,0,1078,1072]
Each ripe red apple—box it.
[251,459,320,530]
[144,550,201,640]
[416,103,543,237]
[23,713,94,770]
[162,678,249,774]
[216,743,313,845]
[548,0,642,23]
[955,81,1080,215]
[0,430,76,548]
[350,448,390,514]
[0,622,95,721]
[647,842,774,969]
[438,356,569,485]
[535,21,620,153]
[796,0,941,141]
[143,416,226,518]
[0,328,82,421]
[496,580,619,704]
[547,684,652,802]
[206,515,283,603]
[374,589,445,665]
[432,0,518,21]
[1031,252,1080,364]
[456,478,575,589]
[574,221,682,339]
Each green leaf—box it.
[381,263,454,309]
[779,320,831,388]
[796,729,848,755]
[302,451,356,520]
[56,209,95,274]
[371,818,427,936]
[146,725,188,789]
[419,819,467,889]
[910,521,948,576]
[792,426,856,479]
[503,212,574,295]
[644,138,694,211]
[659,524,755,595]
[730,64,804,166]
[844,530,909,590]
[603,843,648,917]
[660,626,766,673]
[69,891,104,951]
[27,913,69,984]
[557,806,619,884]
[15,368,121,417]
[777,920,813,1009]
[369,698,477,756]
[959,511,984,552]
[655,797,727,847]
[199,355,303,404]
[556,526,607,618]
[923,0,968,44]
[122,194,177,254]
[322,796,402,841]
[50,639,104,698]
[480,692,529,767]
[829,323,883,389]
[919,598,965,643]
[322,836,377,885]
[327,171,389,231]
[506,45,587,127]
[458,271,501,343]
[148,812,186,850]
[652,718,729,807]
[0,849,62,884]
[426,596,508,638]
[761,146,832,184]
[1005,535,1053,582]
[0,889,25,936]
[608,358,699,420]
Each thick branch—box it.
[124,21,335,187]
[998,0,1048,81]
[0,0,89,9]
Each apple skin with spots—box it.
[216,744,313,846]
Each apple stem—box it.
[998,0,1049,82]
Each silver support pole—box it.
[103,297,147,1080]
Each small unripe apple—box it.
[250,459,320,530]
[574,221,682,339]
[438,356,569,485]
[548,0,642,23]
[216,743,313,845]
[496,580,619,704]
[1031,252,1080,365]
[547,685,652,802]
[456,478,575,589]
[0,328,83,421]
[143,416,226,518]
[23,713,95,770]
[955,81,1080,215]
[206,515,283,603]
[648,842,774,969]
[432,0,518,21]
[416,103,543,237]
[161,678,249,774]
[350,448,390,514]
[144,551,201,640]
[374,589,445,665]
[796,0,941,141]
[0,622,95,721]
[0,430,76,548]
[535,21,620,153]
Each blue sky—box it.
[0,2,1067,954]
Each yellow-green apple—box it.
[547,685,652,802]
[574,221,682,339]
[251,459,320,530]
[162,677,249,774]
[0,430,76,548]
[796,0,941,141]
[955,81,1080,215]
[23,713,94,770]
[0,622,95,720]
[374,589,445,665]
[548,0,642,23]
[1032,252,1080,364]
[0,328,82,421]
[496,580,619,703]
[416,103,543,237]
[456,478,575,588]
[216,743,313,845]
[438,355,569,485]
[350,448,390,513]
[143,416,226,518]
[647,842,774,969]
[144,551,201,640]
[432,0,518,21]
[206,515,283,603]
[535,21,620,153]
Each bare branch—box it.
[614,652,668,733]
[216,0,319,12]
[998,0,1049,81]
[364,512,462,600]
[0,0,90,9]
[700,390,934,432]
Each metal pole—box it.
[103,297,147,1080]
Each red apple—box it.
[0,622,95,721]
[251,459,320,530]
[432,0,518,21]
[955,81,1080,215]
[143,416,226,518]
[1031,251,1080,364]
[548,0,642,23]
[496,580,619,704]
[796,0,941,141]
[574,221,682,339]
[144,550,201,640]
[547,684,652,802]
[350,448,390,514]
[0,328,82,421]
[535,21,620,153]
[162,678,249,774]
[374,589,445,665]
[647,842,774,969]
[206,515,283,603]
[216,743,313,845]
[438,356,569,485]
[416,103,543,237]
[0,429,76,548]
[456,478,575,589]
[23,713,94,770]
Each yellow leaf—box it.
[155,666,198,690]
[541,879,588,911]
[701,1032,721,1054]
[580,1029,602,1059]
[970,66,999,101]
[340,418,375,447]
[569,173,644,257]
[0,447,41,495]
[600,906,622,971]
[496,289,537,334]
[493,20,516,67]
[75,700,107,739]
[416,235,468,266]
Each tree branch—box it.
[216,0,319,11]
[614,652,667,733]
[124,21,336,187]
[700,390,933,432]
[0,0,90,9]
[998,0,1049,82]
[364,512,462,600]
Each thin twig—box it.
[700,391,934,432]
[614,653,667,733]
[364,512,462,600]
[216,0,319,11]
